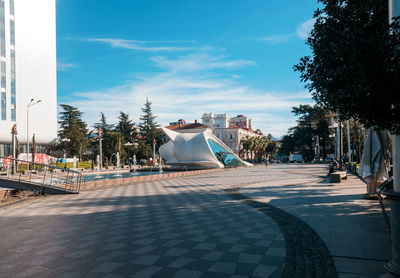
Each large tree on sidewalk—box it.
[294,2,400,274]
[139,98,161,146]
[294,0,400,133]
[292,104,332,158]
[58,104,90,160]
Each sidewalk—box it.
[0,163,391,277]
[240,164,391,278]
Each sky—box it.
[56,0,320,138]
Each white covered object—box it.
[358,127,389,190]
[160,128,252,169]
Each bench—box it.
[329,171,347,183]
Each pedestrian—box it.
[328,157,340,175]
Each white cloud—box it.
[151,53,256,73]
[63,53,311,137]
[261,18,316,44]
[87,38,205,52]
[296,18,316,40]
[57,61,76,71]
[261,34,293,44]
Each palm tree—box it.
[240,136,252,160]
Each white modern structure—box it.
[159,128,252,169]
[0,0,57,156]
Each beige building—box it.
[167,114,263,155]
[214,127,262,153]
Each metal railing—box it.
[0,157,82,194]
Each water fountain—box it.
[95,154,101,179]
[159,155,163,174]
[111,152,122,177]
[132,154,137,173]
[73,156,77,170]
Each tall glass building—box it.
[0,0,57,156]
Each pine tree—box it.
[94,112,114,133]
[117,111,137,143]
[139,98,161,146]
[93,113,124,166]
[58,104,89,160]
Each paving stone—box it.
[0,166,291,277]
[238,253,263,264]
[253,264,278,277]
[173,269,204,278]
[209,262,237,274]
[91,261,124,273]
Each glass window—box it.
[10,49,15,120]
[10,0,14,15]
[10,19,14,45]
[1,61,5,88]
[0,0,5,57]
[207,139,245,167]
[1,91,6,120]
[11,107,15,121]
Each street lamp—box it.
[60,137,71,162]
[124,141,139,169]
[27,98,41,160]
[98,128,103,170]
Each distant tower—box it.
[201,112,228,128]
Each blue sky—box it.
[56,0,319,137]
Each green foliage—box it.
[295,0,400,134]
[58,104,90,160]
[116,111,137,143]
[239,135,271,162]
[279,104,333,161]
[139,98,162,146]
[266,140,279,156]
[93,113,126,166]
[55,162,92,169]
[135,141,152,160]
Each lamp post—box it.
[26,98,41,161]
[153,139,156,167]
[346,120,352,163]
[124,141,138,169]
[98,128,103,170]
[60,138,70,167]
[11,124,17,175]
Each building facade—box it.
[168,114,263,155]
[214,127,262,153]
[0,0,57,156]
[229,114,252,129]
[201,113,229,128]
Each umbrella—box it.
[358,127,389,195]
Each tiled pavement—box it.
[1,164,389,277]
[239,164,391,278]
[0,167,287,278]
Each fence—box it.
[0,157,82,193]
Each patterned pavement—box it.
[0,166,286,278]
